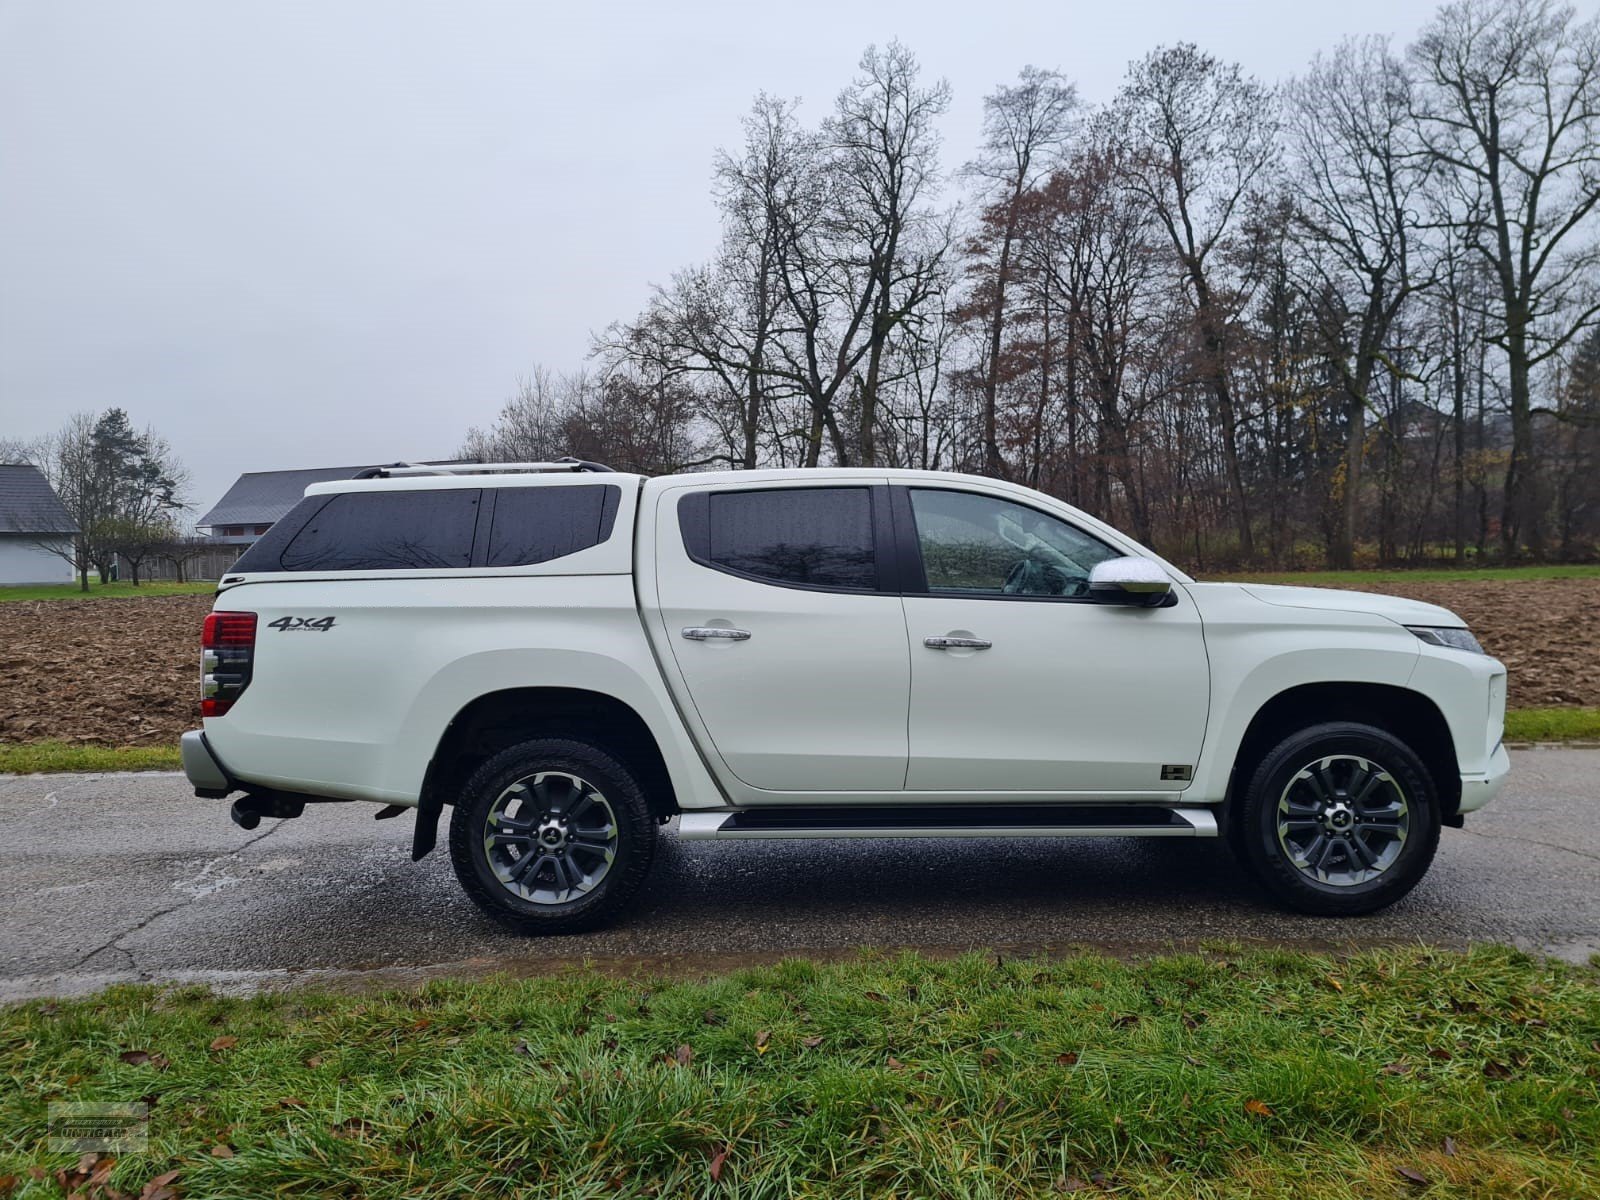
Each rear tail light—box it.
[201,611,257,717]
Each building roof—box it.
[0,463,79,535]
[198,462,476,529]
[198,466,373,528]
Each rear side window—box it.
[486,484,620,567]
[682,487,877,590]
[229,495,332,573]
[278,490,481,571]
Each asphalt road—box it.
[2,749,1596,1001]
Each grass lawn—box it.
[1208,563,1600,585]
[0,742,182,774]
[0,580,215,604]
[1,946,1596,1198]
[1502,707,1600,743]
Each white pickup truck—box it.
[182,461,1509,932]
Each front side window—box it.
[278,489,480,571]
[908,488,1118,598]
[690,487,877,590]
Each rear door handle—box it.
[924,636,992,650]
[682,627,751,641]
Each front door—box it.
[897,486,1210,795]
[651,481,910,794]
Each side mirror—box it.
[1089,556,1174,607]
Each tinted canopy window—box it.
[229,495,331,574]
[486,484,619,567]
[702,488,876,590]
[278,490,480,572]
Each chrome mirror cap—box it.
[1089,556,1174,604]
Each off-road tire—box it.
[449,737,657,934]
[1233,721,1441,916]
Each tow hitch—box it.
[229,791,307,830]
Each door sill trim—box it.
[677,805,1217,840]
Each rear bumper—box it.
[180,730,235,797]
[1458,740,1510,815]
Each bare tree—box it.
[599,265,757,470]
[719,94,852,466]
[732,47,953,467]
[463,365,705,475]
[1114,44,1279,560]
[447,33,1600,568]
[1287,36,1433,568]
[0,437,48,466]
[25,414,106,591]
[106,514,181,585]
[1432,219,1498,562]
[565,370,708,475]
[460,368,575,462]
[600,97,806,469]
[1550,325,1600,555]
[878,268,966,470]
[707,94,797,468]
[1411,0,1600,557]
[828,42,953,466]
[963,66,1079,477]
[156,524,222,583]
[1041,141,1165,543]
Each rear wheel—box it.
[448,737,656,934]
[1233,722,1441,915]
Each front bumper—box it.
[180,730,235,797]
[1458,740,1510,815]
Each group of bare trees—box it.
[463,0,1600,567]
[2,409,191,589]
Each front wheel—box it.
[1233,722,1441,916]
[448,738,657,934]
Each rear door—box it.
[649,480,910,794]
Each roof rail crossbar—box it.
[356,457,616,479]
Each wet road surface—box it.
[1,748,1595,1000]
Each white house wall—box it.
[0,535,75,584]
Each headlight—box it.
[1406,625,1485,654]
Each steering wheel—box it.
[1002,560,1032,594]
[1003,559,1085,597]
[998,563,1075,601]
[1054,569,1089,598]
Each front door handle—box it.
[682,626,752,641]
[924,635,992,650]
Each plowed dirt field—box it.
[1,594,210,746]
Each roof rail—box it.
[354,457,616,479]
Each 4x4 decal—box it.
[267,616,337,632]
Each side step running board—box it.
[676,804,1218,840]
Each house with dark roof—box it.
[0,463,79,584]
[199,463,468,547]
[198,466,374,545]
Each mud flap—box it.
[411,787,443,861]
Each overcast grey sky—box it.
[1,0,1445,513]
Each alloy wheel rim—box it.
[483,771,618,905]
[1276,754,1409,887]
